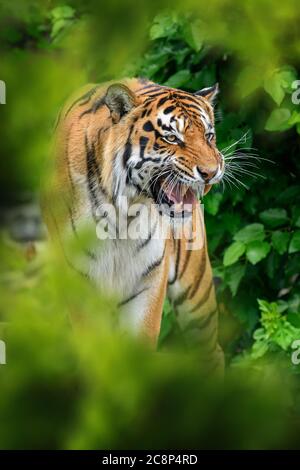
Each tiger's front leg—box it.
[167,222,224,377]
[118,244,170,348]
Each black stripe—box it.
[65,198,97,262]
[146,107,153,116]
[141,246,166,277]
[48,203,89,279]
[189,282,214,313]
[179,248,192,279]
[169,239,181,285]
[143,121,154,132]
[65,85,99,118]
[141,90,166,98]
[54,108,63,131]
[134,156,160,170]
[80,96,105,118]
[67,203,77,236]
[181,103,202,113]
[136,219,158,252]
[122,125,135,170]
[85,135,100,221]
[139,136,149,159]
[175,166,194,180]
[157,96,170,107]
[138,85,164,94]
[163,105,176,114]
[123,141,132,168]
[118,287,149,307]
[65,138,76,195]
[185,308,217,331]
[188,249,207,299]
[173,284,192,308]
[172,92,202,104]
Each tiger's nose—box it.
[196,166,218,182]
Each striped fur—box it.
[43,78,224,374]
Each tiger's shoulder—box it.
[57,77,155,126]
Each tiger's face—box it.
[104,82,224,217]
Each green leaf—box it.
[237,65,263,98]
[223,241,245,267]
[276,185,300,204]
[204,192,223,215]
[224,263,246,296]
[264,67,297,105]
[264,72,285,106]
[189,65,216,91]
[291,206,300,227]
[259,208,289,228]
[181,20,203,51]
[51,6,75,20]
[51,19,71,39]
[287,110,300,126]
[222,213,242,235]
[271,231,290,254]
[279,66,298,91]
[289,231,300,254]
[246,241,271,265]
[287,312,300,328]
[265,108,292,132]
[149,14,177,40]
[164,70,192,88]
[253,328,266,341]
[273,329,292,350]
[251,340,270,359]
[266,250,280,279]
[234,223,265,244]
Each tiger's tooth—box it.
[174,201,184,212]
[181,185,188,196]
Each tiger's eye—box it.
[167,134,176,142]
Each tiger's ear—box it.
[104,83,137,123]
[194,83,219,104]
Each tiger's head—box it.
[104,81,224,218]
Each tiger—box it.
[43,77,225,375]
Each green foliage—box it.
[223,241,245,267]
[271,231,290,255]
[259,209,289,228]
[264,67,297,106]
[289,231,300,254]
[50,5,76,42]
[252,299,300,359]
[234,224,266,243]
[0,239,300,449]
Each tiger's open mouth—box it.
[150,175,199,218]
